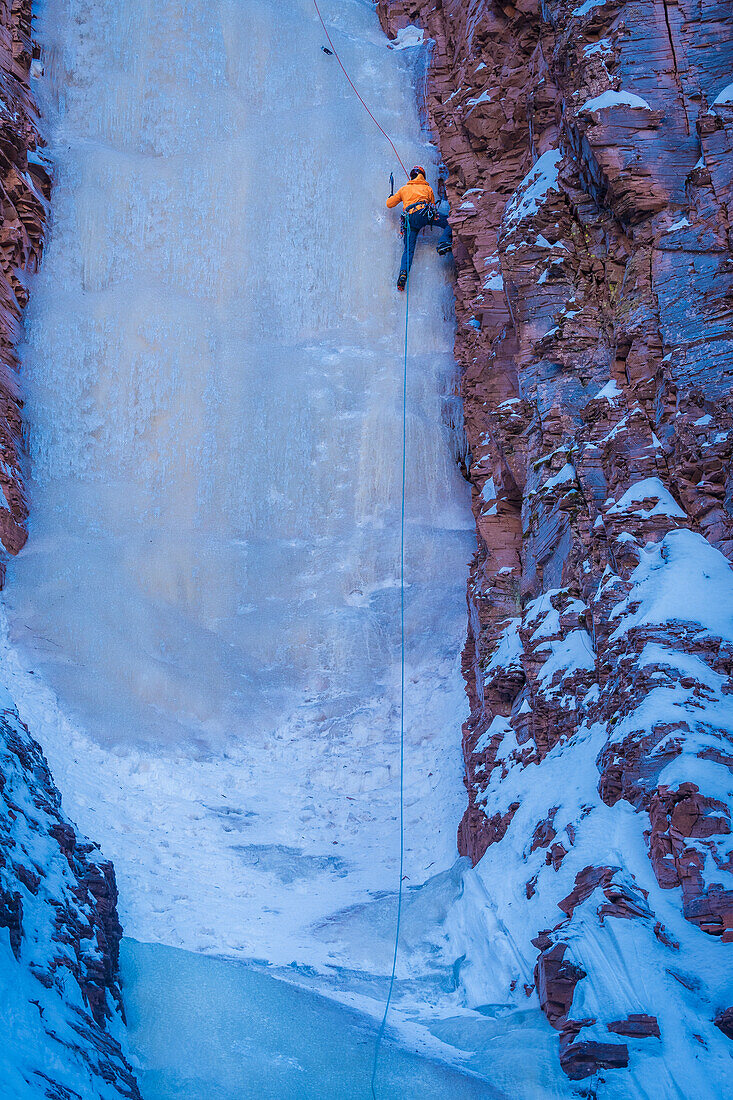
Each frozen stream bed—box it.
[120,939,500,1099]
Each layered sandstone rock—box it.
[378,0,733,1087]
[0,0,47,574]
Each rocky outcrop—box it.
[378,0,733,1087]
[0,689,140,1096]
[0,0,47,576]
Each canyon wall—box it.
[0,689,141,1097]
[378,0,733,1089]
[0,0,44,573]
[0,3,139,1095]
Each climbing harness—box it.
[404,198,434,217]
[312,0,410,179]
[403,198,441,231]
[309,2,411,1095]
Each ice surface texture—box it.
[4,0,477,1040]
[120,938,499,1099]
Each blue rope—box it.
[370,259,409,1099]
[309,6,413,1091]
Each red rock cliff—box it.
[0,0,47,574]
[379,0,733,1086]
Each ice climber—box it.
[386,166,452,291]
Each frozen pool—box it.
[121,940,501,1100]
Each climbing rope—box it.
[370,261,410,1100]
[312,0,410,178]
[309,2,411,1093]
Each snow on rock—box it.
[388,24,425,49]
[580,90,652,113]
[466,88,492,114]
[605,476,686,520]
[608,529,733,643]
[594,378,623,403]
[573,0,606,16]
[542,462,576,493]
[502,150,562,228]
[711,82,733,107]
[482,271,504,291]
[0,692,140,1097]
[482,617,523,699]
[378,0,733,1089]
[481,248,504,291]
[583,38,612,58]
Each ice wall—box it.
[4,0,474,983]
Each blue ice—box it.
[121,940,501,1100]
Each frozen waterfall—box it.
[1,0,494,1092]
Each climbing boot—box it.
[436,242,452,256]
[397,271,407,291]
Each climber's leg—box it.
[398,207,434,288]
[435,211,452,256]
[398,221,420,288]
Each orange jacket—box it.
[386,175,435,212]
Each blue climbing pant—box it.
[399,204,452,278]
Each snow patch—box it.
[503,150,561,227]
[658,756,733,808]
[389,25,425,50]
[466,89,492,112]
[543,462,575,491]
[474,715,513,755]
[481,477,497,504]
[573,0,605,14]
[606,477,685,519]
[536,631,596,693]
[485,618,523,680]
[580,90,652,112]
[609,529,733,642]
[594,378,622,403]
[711,81,733,107]
[583,38,612,56]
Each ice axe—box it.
[389,172,404,237]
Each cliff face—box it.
[0,689,141,1097]
[379,0,733,1086]
[0,0,46,573]
[0,3,139,1095]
